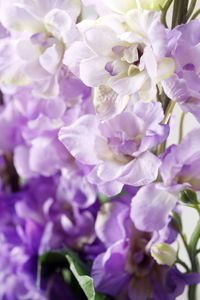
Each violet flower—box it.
[162,20,200,122]
[131,127,200,232]
[0,0,81,98]
[59,101,169,196]
[91,199,199,300]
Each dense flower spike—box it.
[0,1,200,299]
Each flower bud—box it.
[151,242,177,266]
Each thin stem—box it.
[162,101,176,124]
[160,0,173,28]
[196,249,200,255]
[180,233,191,262]
[178,112,185,143]
[191,8,200,20]
[189,220,200,269]
[176,258,190,272]
[188,220,200,300]
[187,0,197,20]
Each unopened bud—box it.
[151,242,177,266]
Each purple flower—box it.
[91,199,195,300]
[131,183,178,232]
[0,0,81,98]
[131,127,200,233]
[0,80,92,178]
[160,127,200,190]
[59,101,169,196]
[65,9,174,114]
[0,168,98,299]
[0,243,48,300]
[162,20,200,122]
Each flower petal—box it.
[131,183,177,231]
[59,115,100,165]
[119,152,161,186]
[80,56,110,87]
[39,43,63,74]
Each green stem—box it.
[187,0,197,20]
[160,0,173,27]
[188,220,200,300]
[176,258,190,272]
[178,112,185,143]
[191,8,200,20]
[172,0,189,28]
[180,233,191,262]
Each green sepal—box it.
[170,211,183,233]
[179,188,199,205]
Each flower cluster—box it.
[0,0,200,300]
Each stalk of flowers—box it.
[0,1,200,300]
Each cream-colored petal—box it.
[156,57,175,82]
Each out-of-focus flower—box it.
[0,170,98,299]
[0,0,81,98]
[0,80,92,178]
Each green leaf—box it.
[179,188,199,205]
[66,254,106,300]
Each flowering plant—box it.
[0,0,200,299]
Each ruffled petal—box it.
[131,183,177,231]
